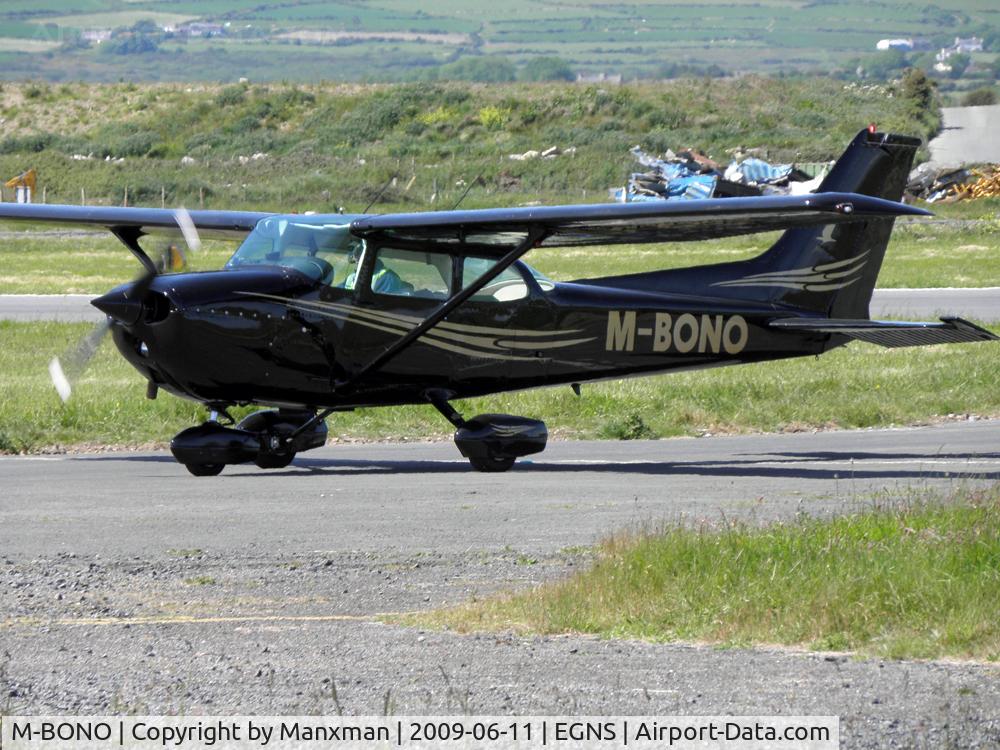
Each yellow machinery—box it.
[5,169,36,203]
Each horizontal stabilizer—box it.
[769,316,998,348]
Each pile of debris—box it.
[906,163,1000,203]
[612,146,830,202]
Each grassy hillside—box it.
[0,78,935,213]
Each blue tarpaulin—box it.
[618,147,718,202]
[617,146,804,203]
[724,157,793,186]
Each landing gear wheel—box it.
[254,452,296,470]
[185,462,224,477]
[468,453,516,473]
[238,410,299,470]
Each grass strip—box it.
[2,212,1000,293]
[1,320,999,452]
[416,486,1000,661]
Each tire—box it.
[468,453,516,473]
[239,410,296,470]
[185,463,224,477]
[254,452,296,470]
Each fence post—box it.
[81,187,86,206]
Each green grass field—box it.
[1,318,998,453]
[1,210,997,295]
[413,485,1000,661]
[0,0,996,82]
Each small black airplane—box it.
[1,129,995,475]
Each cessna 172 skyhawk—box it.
[0,129,994,475]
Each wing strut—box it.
[345,225,548,389]
[284,227,548,444]
[110,226,158,276]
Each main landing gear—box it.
[170,409,328,477]
[427,391,547,473]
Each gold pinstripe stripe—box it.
[237,292,596,360]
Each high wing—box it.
[0,203,271,239]
[349,191,930,254]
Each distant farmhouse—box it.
[934,36,984,73]
[936,36,984,62]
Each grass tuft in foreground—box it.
[416,486,1000,661]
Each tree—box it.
[437,56,515,82]
[101,34,159,55]
[130,19,160,35]
[857,48,908,79]
[520,56,575,82]
[946,53,970,79]
[900,67,935,111]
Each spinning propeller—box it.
[49,208,201,402]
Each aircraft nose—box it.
[92,283,143,325]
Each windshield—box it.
[226,217,363,286]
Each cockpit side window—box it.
[370,247,450,299]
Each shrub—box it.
[478,105,511,130]
[0,133,57,153]
[115,131,158,157]
[962,88,997,107]
[520,56,575,82]
[215,85,247,107]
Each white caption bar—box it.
[2,715,838,750]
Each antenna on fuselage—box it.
[451,173,483,211]
[362,173,398,214]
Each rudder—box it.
[737,129,921,318]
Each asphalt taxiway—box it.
[2,422,999,747]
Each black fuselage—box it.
[107,265,833,412]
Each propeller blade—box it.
[49,357,71,402]
[51,206,200,403]
[175,206,201,253]
[49,318,112,402]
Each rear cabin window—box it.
[462,257,530,302]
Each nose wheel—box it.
[184,462,225,477]
[466,453,517,473]
[236,411,298,469]
[171,409,329,475]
